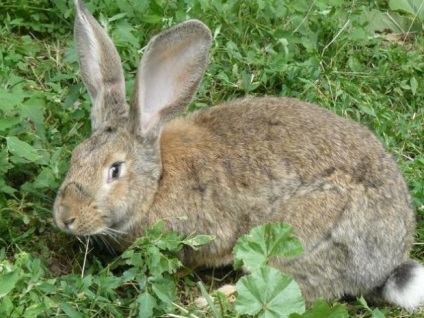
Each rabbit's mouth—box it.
[84,219,132,253]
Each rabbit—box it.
[53,0,424,311]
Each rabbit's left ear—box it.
[129,20,212,137]
[73,0,127,131]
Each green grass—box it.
[0,0,423,317]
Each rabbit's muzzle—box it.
[53,182,105,236]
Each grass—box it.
[0,0,423,317]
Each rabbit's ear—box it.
[73,0,126,131]
[129,20,212,137]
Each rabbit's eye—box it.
[108,161,124,183]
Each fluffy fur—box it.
[53,0,424,311]
[381,261,424,311]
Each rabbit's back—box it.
[144,98,414,270]
[147,96,415,300]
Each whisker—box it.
[96,233,116,255]
[105,239,116,255]
[92,235,101,246]
[102,228,124,244]
[93,235,105,248]
[104,227,127,235]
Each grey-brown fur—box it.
[53,0,424,310]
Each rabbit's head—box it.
[53,0,212,239]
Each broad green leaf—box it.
[359,105,376,117]
[357,296,386,318]
[151,276,176,305]
[362,9,418,33]
[410,77,418,95]
[390,0,424,21]
[21,96,45,126]
[145,245,181,275]
[0,117,20,131]
[0,90,29,113]
[21,302,47,317]
[154,231,183,251]
[140,15,162,24]
[59,302,82,318]
[114,0,134,18]
[300,299,349,318]
[146,221,165,237]
[0,295,16,316]
[236,267,305,318]
[0,269,20,298]
[36,280,58,294]
[183,234,215,250]
[6,136,42,162]
[371,308,386,318]
[241,70,260,92]
[0,149,13,174]
[112,22,139,48]
[233,223,303,270]
[32,168,57,189]
[0,179,16,194]
[138,291,157,318]
[108,12,127,22]
[133,0,151,13]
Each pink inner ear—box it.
[141,41,195,114]
[137,38,203,131]
[133,20,212,136]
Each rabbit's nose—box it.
[58,204,76,230]
[63,217,76,229]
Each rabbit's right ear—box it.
[73,0,127,131]
[129,20,212,138]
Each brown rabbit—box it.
[53,0,424,311]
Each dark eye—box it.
[108,162,123,183]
